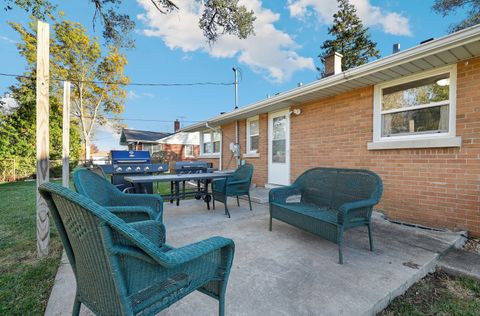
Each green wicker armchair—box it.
[73,168,163,224]
[269,167,383,264]
[39,182,235,316]
[212,164,254,218]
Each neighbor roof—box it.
[120,129,171,145]
[180,24,480,132]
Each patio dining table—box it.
[124,171,233,209]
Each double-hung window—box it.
[201,131,221,155]
[369,65,460,150]
[246,116,259,154]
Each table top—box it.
[124,171,232,183]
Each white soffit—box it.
[180,25,480,132]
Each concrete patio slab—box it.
[45,199,463,316]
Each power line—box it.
[0,72,236,87]
[78,115,201,123]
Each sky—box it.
[0,0,468,151]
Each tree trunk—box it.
[84,137,91,162]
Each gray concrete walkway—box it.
[45,199,464,316]
[438,247,480,280]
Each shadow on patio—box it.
[46,199,463,316]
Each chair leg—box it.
[338,230,344,264]
[368,223,374,251]
[212,195,216,210]
[236,195,240,206]
[269,215,272,231]
[219,296,225,316]
[72,295,81,316]
[247,193,252,211]
[224,198,231,218]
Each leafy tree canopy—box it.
[432,0,480,32]
[4,0,256,47]
[11,17,129,160]
[318,0,379,76]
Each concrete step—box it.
[437,247,480,280]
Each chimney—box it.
[392,43,400,54]
[174,119,180,132]
[324,52,343,77]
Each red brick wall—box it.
[219,57,480,236]
[161,144,199,161]
[221,114,268,186]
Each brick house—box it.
[180,25,480,236]
[120,120,200,161]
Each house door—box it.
[268,110,290,186]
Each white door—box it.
[268,110,290,185]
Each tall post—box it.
[36,20,50,257]
[232,67,238,110]
[62,81,71,188]
[232,67,240,166]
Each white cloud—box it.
[137,0,314,82]
[127,90,140,100]
[0,35,17,44]
[287,0,412,36]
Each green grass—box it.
[0,180,63,315]
[380,271,480,316]
[0,179,180,315]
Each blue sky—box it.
[0,0,468,150]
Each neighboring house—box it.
[120,129,171,152]
[0,93,19,116]
[180,25,480,236]
[119,120,200,160]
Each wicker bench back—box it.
[297,168,382,210]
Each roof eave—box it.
[179,24,480,133]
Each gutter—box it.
[179,24,480,133]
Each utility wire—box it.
[0,72,236,87]
[82,116,201,123]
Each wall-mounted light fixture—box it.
[289,108,302,116]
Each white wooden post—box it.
[36,20,50,257]
[62,81,71,188]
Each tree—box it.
[4,0,256,47]
[0,76,82,179]
[318,0,380,76]
[432,0,480,32]
[11,18,129,161]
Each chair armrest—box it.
[111,194,164,222]
[269,185,301,204]
[106,206,156,222]
[338,199,377,224]
[164,236,234,266]
[108,219,233,269]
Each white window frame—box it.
[368,65,461,150]
[184,144,194,158]
[245,116,260,157]
[200,130,221,157]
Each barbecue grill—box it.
[110,150,167,193]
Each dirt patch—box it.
[379,271,480,315]
[464,237,480,255]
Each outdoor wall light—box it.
[290,108,302,116]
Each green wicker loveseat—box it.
[269,167,383,264]
[74,168,163,224]
[39,182,235,316]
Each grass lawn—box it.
[380,271,480,316]
[0,180,63,315]
[0,178,183,314]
